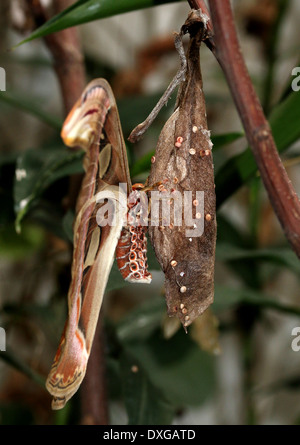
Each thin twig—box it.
[187,0,300,258]
[128,33,187,143]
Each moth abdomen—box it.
[116,226,152,284]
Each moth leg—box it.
[131,181,171,226]
[128,32,187,143]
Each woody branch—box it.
[187,0,300,258]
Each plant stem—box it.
[186,0,213,35]
[25,0,86,113]
[187,0,300,259]
[80,315,109,425]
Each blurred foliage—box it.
[1,0,300,426]
[16,0,184,46]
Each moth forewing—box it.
[46,79,132,409]
[78,186,128,348]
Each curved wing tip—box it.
[51,396,67,410]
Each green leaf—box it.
[16,0,183,46]
[106,261,131,292]
[215,90,300,207]
[121,350,175,425]
[27,203,71,241]
[118,92,169,138]
[0,349,45,387]
[117,297,165,343]
[216,243,300,275]
[0,91,62,130]
[217,214,252,248]
[0,151,19,167]
[212,132,244,150]
[0,223,45,259]
[214,285,300,316]
[123,329,216,407]
[62,209,75,243]
[131,150,155,177]
[216,215,262,288]
[14,146,84,232]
